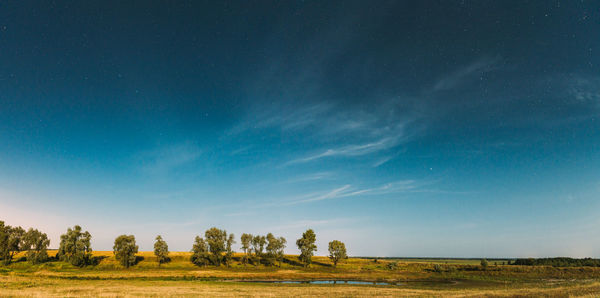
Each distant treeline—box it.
[511,258,600,267]
[0,220,348,268]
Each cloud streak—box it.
[137,143,202,175]
[570,76,600,108]
[281,180,420,205]
[289,133,407,164]
[433,56,501,92]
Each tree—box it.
[153,235,169,267]
[296,229,317,267]
[328,240,347,267]
[205,227,228,266]
[240,233,252,266]
[23,228,50,264]
[251,235,266,265]
[481,258,489,270]
[0,221,8,263]
[113,235,138,268]
[224,234,235,267]
[0,222,25,265]
[190,236,210,266]
[266,233,286,267]
[58,225,92,267]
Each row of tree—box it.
[0,221,50,265]
[0,221,348,268]
[189,228,347,268]
[511,257,600,267]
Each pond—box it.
[239,280,399,286]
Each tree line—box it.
[0,221,50,265]
[0,221,347,268]
[511,257,600,267]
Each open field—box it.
[1,251,600,296]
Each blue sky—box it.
[1,1,599,257]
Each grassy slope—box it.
[1,251,600,297]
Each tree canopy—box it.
[224,233,235,267]
[296,229,317,267]
[190,236,210,266]
[153,235,169,267]
[328,240,347,267]
[266,233,286,267]
[251,235,266,265]
[0,221,25,265]
[205,227,227,266]
[23,228,50,264]
[240,233,252,266]
[58,225,92,267]
[113,235,139,268]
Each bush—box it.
[387,261,398,270]
[480,259,489,270]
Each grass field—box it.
[1,250,600,297]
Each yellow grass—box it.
[2,251,600,297]
[1,274,600,297]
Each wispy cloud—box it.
[138,143,201,175]
[280,180,420,205]
[569,76,600,108]
[270,218,353,231]
[285,172,335,183]
[433,56,501,92]
[229,102,334,135]
[289,133,406,164]
[229,97,418,167]
[373,156,394,167]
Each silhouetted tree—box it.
[58,225,92,267]
[23,228,50,264]
[296,229,317,267]
[328,240,347,267]
[153,235,169,267]
[113,235,138,268]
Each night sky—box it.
[1,1,599,257]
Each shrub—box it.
[480,259,489,270]
[387,261,399,270]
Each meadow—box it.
[1,250,600,297]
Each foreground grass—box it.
[1,251,600,297]
[2,275,600,297]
